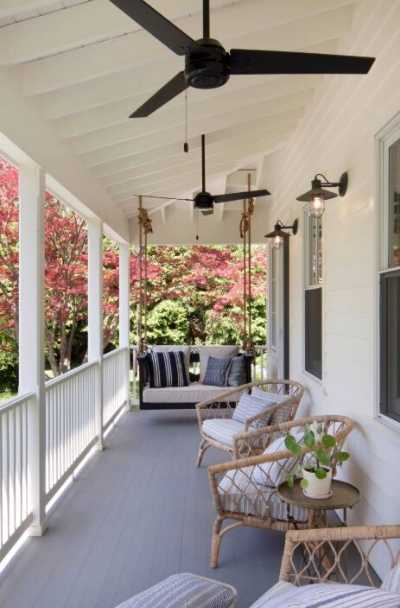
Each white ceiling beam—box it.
[90,109,301,177]
[18,0,355,95]
[116,137,287,208]
[108,159,232,198]
[81,94,308,166]
[59,75,318,143]
[111,162,237,202]
[34,9,347,119]
[0,0,229,65]
[101,126,295,191]
[72,86,313,155]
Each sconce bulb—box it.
[273,235,282,249]
[309,196,325,218]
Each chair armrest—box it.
[280,525,400,586]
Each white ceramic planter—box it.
[302,467,332,499]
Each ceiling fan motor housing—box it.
[194,191,214,210]
[185,39,230,89]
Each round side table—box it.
[277,479,360,528]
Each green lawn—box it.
[0,390,16,402]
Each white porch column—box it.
[119,242,131,409]
[88,219,104,449]
[19,163,46,536]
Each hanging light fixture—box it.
[264,219,298,249]
[297,172,348,218]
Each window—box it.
[380,270,400,421]
[389,139,400,268]
[379,130,400,421]
[304,214,323,379]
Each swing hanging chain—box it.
[137,199,153,354]
[240,174,255,354]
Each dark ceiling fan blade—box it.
[213,189,270,203]
[229,49,375,75]
[133,194,194,201]
[130,71,187,117]
[110,0,194,55]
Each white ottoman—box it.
[115,573,237,608]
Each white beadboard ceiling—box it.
[0,0,366,234]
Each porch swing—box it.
[136,189,255,410]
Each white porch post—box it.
[19,163,47,536]
[88,219,104,449]
[119,242,131,409]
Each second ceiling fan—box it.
[110,0,375,118]
[135,133,269,215]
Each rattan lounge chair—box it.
[207,414,354,568]
[196,380,304,466]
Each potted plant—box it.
[284,422,350,499]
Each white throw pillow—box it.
[253,429,303,488]
[252,386,289,404]
[232,393,273,424]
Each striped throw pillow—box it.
[115,573,237,608]
[147,351,189,388]
[203,356,232,387]
[382,565,400,594]
[232,393,272,424]
[259,583,400,608]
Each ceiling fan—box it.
[134,133,269,215]
[110,0,375,118]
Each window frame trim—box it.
[375,112,400,428]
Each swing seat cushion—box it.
[143,382,236,405]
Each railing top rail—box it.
[103,346,129,361]
[0,391,35,415]
[45,360,99,389]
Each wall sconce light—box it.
[264,219,298,249]
[297,172,348,218]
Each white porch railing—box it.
[103,347,130,428]
[0,348,130,563]
[0,392,35,562]
[45,361,98,501]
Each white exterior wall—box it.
[260,0,400,531]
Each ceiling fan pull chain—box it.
[195,208,200,241]
[184,88,189,153]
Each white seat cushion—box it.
[143,382,234,404]
[202,418,245,446]
[114,573,237,608]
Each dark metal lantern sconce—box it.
[297,172,348,218]
[264,218,298,249]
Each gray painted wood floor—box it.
[0,409,284,608]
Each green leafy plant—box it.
[284,422,350,489]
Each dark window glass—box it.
[305,287,322,379]
[380,270,400,421]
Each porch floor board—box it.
[0,410,283,608]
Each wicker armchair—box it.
[196,380,304,466]
[207,414,354,568]
[280,524,400,587]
